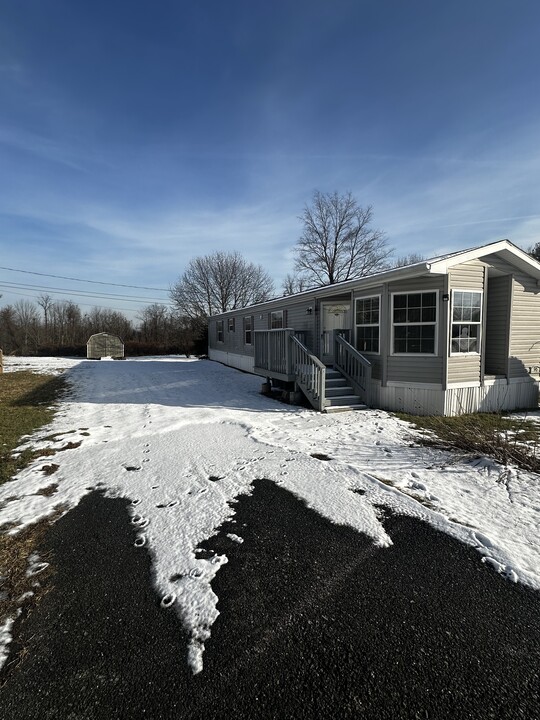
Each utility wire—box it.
[0,264,170,292]
[0,287,147,313]
[0,280,173,305]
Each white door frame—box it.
[320,302,351,364]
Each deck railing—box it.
[291,335,326,412]
[254,329,294,378]
[255,329,371,411]
[334,333,372,404]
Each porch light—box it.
[306,307,313,315]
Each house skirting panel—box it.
[209,348,255,374]
[369,381,445,415]
[444,378,539,416]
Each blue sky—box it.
[1,0,540,318]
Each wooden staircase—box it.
[324,369,367,413]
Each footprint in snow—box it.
[473,531,494,549]
[124,465,141,472]
[161,593,176,608]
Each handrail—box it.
[254,329,294,376]
[334,333,372,405]
[291,335,326,411]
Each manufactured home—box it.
[208,240,540,415]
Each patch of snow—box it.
[0,614,20,671]
[1,356,540,674]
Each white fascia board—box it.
[428,240,540,280]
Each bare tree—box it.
[527,242,540,262]
[0,305,19,354]
[37,293,54,344]
[293,191,392,286]
[170,251,275,319]
[138,304,172,344]
[392,252,425,268]
[281,272,310,296]
[14,300,39,354]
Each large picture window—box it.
[451,291,482,354]
[355,296,380,353]
[392,291,437,354]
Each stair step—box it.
[325,386,354,397]
[325,369,342,379]
[325,394,363,407]
[325,377,349,387]
[325,404,368,414]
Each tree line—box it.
[0,296,205,357]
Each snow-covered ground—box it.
[1,356,539,673]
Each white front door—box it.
[321,302,351,364]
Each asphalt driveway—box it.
[1,479,539,719]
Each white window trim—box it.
[355,294,381,355]
[270,310,284,329]
[449,288,482,357]
[391,290,439,357]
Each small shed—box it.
[86,333,124,360]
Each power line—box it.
[0,265,170,292]
[0,280,174,305]
[0,287,146,313]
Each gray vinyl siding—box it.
[447,261,484,384]
[210,299,319,356]
[483,254,540,379]
[509,273,540,378]
[209,315,255,356]
[485,275,511,376]
[385,275,445,386]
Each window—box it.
[270,310,284,329]
[392,291,437,354]
[244,316,252,345]
[216,320,224,343]
[228,317,235,333]
[355,296,379,353]
[451,291,482,354]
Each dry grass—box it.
[0,371,68,486]
[0,370,71,677]
[0,508,66,662]
[397,411,540,473]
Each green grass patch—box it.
[0,371,68,486]
[397,411,540,472]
